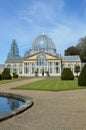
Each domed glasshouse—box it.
[4,34,81,77]
[31,34,56,55]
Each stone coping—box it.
[0,92,33,121]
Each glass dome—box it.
[30,34,56,55]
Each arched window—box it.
[7,64,11,68]
[19,65,22,74]
[7,64,12,73]
[37,55,47,66]
[68,64,71,68]
[13,64,17,73]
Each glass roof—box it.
[30,34,56,55]
[62,55,81,62]
[5,56,23,63]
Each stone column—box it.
[22,62,24,76]
[59,62,62,76]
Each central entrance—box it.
[37,54,47,76]
[37,67,47,76]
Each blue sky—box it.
[0,0,86,63]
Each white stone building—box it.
[4,34,81,77]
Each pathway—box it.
[0,78,86,130]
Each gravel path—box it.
[0,78,86,130]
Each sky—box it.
[0,0,86,63]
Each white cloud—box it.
[1,0,86,63]
[12,0,86,55]
[18,0,65,26]
[48,20,86,54]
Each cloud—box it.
[1,0,86,63]
[9,0,86,55]
[18,0,65,26]
[48,20,86,55]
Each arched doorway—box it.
[37,54,47,76]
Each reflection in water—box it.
[7,98,19,110]
[0,97,24,115]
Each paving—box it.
[0,78,86,130]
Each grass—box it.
[14,78,86,91]
[0,77,30,85]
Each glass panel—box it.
[19,65,22,74]
[56,67,58,73]
[7,64,12,73]
[32,67,34,73]
[37,55,47,66]
[13,65,17,73]
[31,35,56,55]
[50,68,52,73]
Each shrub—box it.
[78,64,86,86]
[0,74,2,80]
[46,71,49,76]
[35,71,38,76]
[13,73,18,78]
[2,68,11,80]
[74,65,80,77]
[61,68,74,80]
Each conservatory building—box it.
[5,34,81,77]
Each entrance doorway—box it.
[37,67,47,76]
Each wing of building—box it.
[0,64,5,74]
[4,34,81,77]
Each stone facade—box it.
[4,34,81,77]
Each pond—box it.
[0,97,24,115]
[0,92,33,121]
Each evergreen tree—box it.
[78,65,86,86]
[65,46,79,56]
[8,39,19,58]
[2,68,11,80]
[5,39,22,63]
[64,36,86,62]
[76,37,86,62]
[0,74,2,80]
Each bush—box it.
[35,71,38,77]
[13,73,18,78]
[78,64,86,86]
[0,74,2,80]
[61,68,74,80]
[46,71,49,76]
[2,68,11,80]
[74,65,80,77]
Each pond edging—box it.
[0,92,33,121]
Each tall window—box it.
[37,55,47,66]
[19,65,22,74]
[24,63,28,74]
[13,64,17,73]
[32,63,35,73]
[7,64,12,73]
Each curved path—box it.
[0,78,86,130]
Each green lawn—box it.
[14,78,86,91]
[0,77,30,85]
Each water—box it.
[0,97,24,115]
